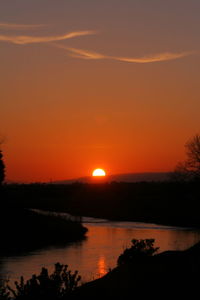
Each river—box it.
[1,217,200,285]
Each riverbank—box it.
[2,239,199,299]
[72,241,200,298]
[1,219,198,290]
[0,208,87,255]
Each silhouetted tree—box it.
[173,134,200,181]
[0,149,5,185]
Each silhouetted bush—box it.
[0,279,11,300]
[117,239,159,266]
[0,149,5,185]
[4,263,81,300]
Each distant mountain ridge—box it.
[53,172,171,184]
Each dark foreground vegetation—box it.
[1,239,200,299]
[1,180,200,227]
[73,239,200,299]
[0,263,81,300]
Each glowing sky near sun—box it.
[0,0,200,182]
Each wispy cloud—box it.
[55,45,194,64]
[0,30,95,45]
[0,22,45,29]
[55,44,106,59]
[113,51,194,63]
[0,24,194,64]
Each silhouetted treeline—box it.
[1,181,200,227]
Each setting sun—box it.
[92,168,106,177]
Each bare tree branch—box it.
[172,134,200,181]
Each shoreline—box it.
[72,241,200,298]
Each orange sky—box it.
[0,0,200,182]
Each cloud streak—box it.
[0,23,45,29]
[114,51,194,63]
[55,44,106,59]
[0,30,95,45]
[55,45,194,64]
[0,25,194,64]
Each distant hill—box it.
[53,172,171,184]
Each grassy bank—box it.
[0,208,87,255]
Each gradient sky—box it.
[0,0,200,182]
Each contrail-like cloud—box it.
[114,51,194,63]
[0,22,45,29]
[54,44,106,59]
[55,45,194,63]
[0,30,95,45]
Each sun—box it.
[92,168,106,177]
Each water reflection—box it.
[97,256,107,278]
[0,221,200,285]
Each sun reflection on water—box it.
[97,255,107,277]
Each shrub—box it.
[0,279,11,300]
[6,263,81,300]
[117,239,159,266]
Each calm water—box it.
[1,217,200,284]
